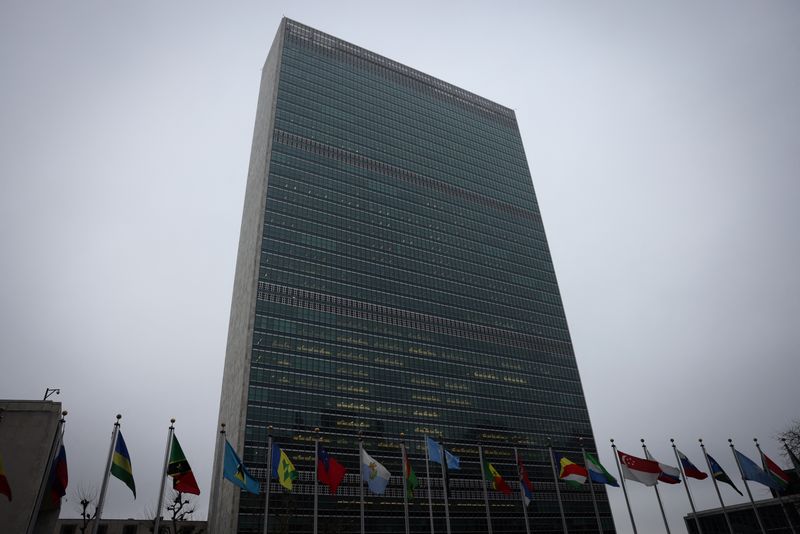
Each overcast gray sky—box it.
[1,1,798,532]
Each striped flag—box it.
[555,453,588,488]
[110,431,136,498]
[518,457,534,505]
[483,461,512,495]
[676,449,707,480]
[761,451,790,492]
[585,452,618,487]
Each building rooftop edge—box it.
[282,17,517,121]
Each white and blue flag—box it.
[361,448,391,494]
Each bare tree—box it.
[776,419,800,460]
[72,484,97,534]
[147,489,203,534]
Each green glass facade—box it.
[214,18,614,534]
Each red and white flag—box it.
[617,450,661,486]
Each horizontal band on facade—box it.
[284,19,517,126]
[273,129,542,225]
[256,281,575,356]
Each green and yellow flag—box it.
[271,443,298,491]
[110,431,136,498]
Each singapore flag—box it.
[617,450,661,486]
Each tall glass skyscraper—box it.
[210,18,614,534]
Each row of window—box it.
[249,363,586,419]
[263,188,554,291]
[275,95,538,217]
[274,108,535,214]
[258,331,583,386]
[281,32,520,148]
[276,51,532,203]
[258,262,569,343]
[253,316,581,392]
[265,179,544,275]
[254,294,575,366]
[243,405,592,454]
[275,68,532,194]
[268,147,550,257]
[268,152,550,258]
[260,249,565,331]
[284,23,517,127]
[264,217,562,316]
[261,249,567,337]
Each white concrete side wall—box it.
[0,400,62,534]
[207,18,286,534]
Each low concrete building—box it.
[684,469,800,533]
[0,399,64,534]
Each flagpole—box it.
[546,438,568,534]
[263,426,273,534]
[698,439,733,534]
[477,445,493,534]
[641,439,670,534]
[610,439,637,534]
[91,414,122,534]
[208,423,226,532]
[359,432,365,534]
[754,438,796,534]
[580,438,603,534]
[153,418,175,534]
[514,448,531,534]
[728,438,767,534]
[439,439,452,534]
[424,435,435,534]
[669,439,702,534]
[400,433,410,534]
[314,427,319,534]
[26,410,67,534]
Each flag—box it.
[167,434,200,495]
[555,453,588,488]
[272,443,298,491]
[484,461,512,495]
[585,452,618,487]
[617,450,660,486]
[759,451,790,492]
[735,449,783,491]
[0,451,11,501]
[110,431,136,498]
[518,457,534,505]
[676,449,707,480]
[318,446,347,495]
[361,448,391,494]
[425,437,460,469]
[645,449,680,484]
[223,440,260,494]
[707,453,742,496]
[785,444,800,478]
[405,457,420,498]
[48,444,68,504]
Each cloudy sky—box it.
[1,1,798,532]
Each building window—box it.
[59,527,77,534]
[122,526,138,534]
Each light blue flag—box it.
[223,440,260,494]
[733,449,782,490]
[425,436,460,470]
[735,449,783,491]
